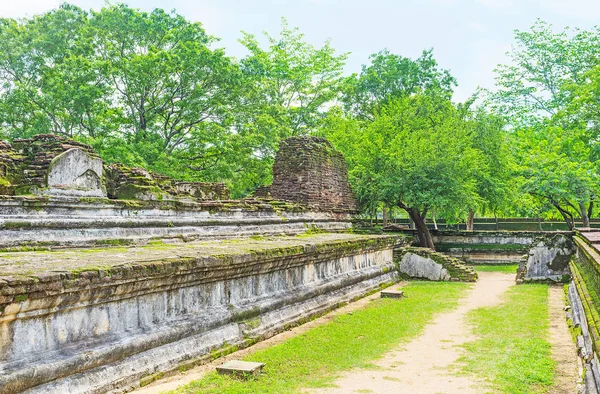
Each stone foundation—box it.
[0,234,399,393]
[568,235,600,393]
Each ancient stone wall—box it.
[394,247,477,282]
[0,133,369,393]
[568,236,600,393]
[105,163,230,201]
[0,197,352,249]
[270,136,358,213]
[393,229,575,281]
[0,234,398,393]
[0,134,101,196]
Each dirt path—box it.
[310,272,514,394]
[548,285,580,394]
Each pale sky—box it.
[1,0,599,102]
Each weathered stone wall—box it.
[568,236,600,393]
[392,229,575,281]
[394,247,477,282]
[0,234,398,393]
[0,134,101,196]
[518,233,574,283]
[0,196,354,249]
[105,163,230,201]
[270,136,358,213]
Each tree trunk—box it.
[588,200,594,222]
[406,207,435,250]
[494,212,499,231]
[382,206,388,226]
[580,201,590,228]
[466,209,475,231]
[552,202,574,231]
[433,213,438,230]
[408,215,414,230]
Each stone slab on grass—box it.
[381,289,404,299]
[217,360,265,376]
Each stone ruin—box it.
[269,136,358,213]
[0,133,406,393]
[0,134,230,201]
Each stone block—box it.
[46,148,105,197]
[380,289,404,299]
[216,360,265,376]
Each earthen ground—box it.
[309,271,511,394]
[134,272,579,394]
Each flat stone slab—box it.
[216,360,265,375]
[381,289,404,299]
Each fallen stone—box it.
[381,289,404,299]
[216,360,265,376]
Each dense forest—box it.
[1,4,600,244]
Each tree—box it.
[492,20,600,226]
[0,4,111,139]
[88,4,241,174]
[342,49,456,121]
[230,19,348,194]
[512,124,599,229]
[492,19,600,125]
[324,93,481,248]
[460,105,511,230]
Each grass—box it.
[457,284,554,393]
[172,281,470,394]
[473,264,519,273]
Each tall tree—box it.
[461,105,511,229]
[324,93,481,248]
[89,4,240,171]
[231,18,348,193]
[492,19,600,125]
[342,49,456,121]
[0,4,111,138]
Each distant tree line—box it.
[1,5,599,247]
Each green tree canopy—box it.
[324,92,482,248]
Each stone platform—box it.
[0,195,353,249]
[0,233,400,393]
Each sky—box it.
[1,0,599,102]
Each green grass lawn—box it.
[473,264,519,273]
[172,282,470,394]
[457,284,554,393]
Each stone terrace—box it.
[0,233,392,278]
